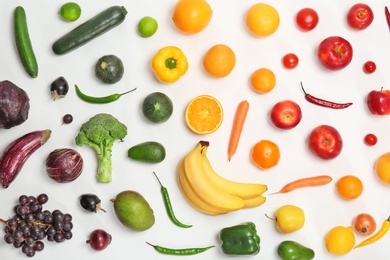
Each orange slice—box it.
[185,95,223,134]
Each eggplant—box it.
[0,129,51,188]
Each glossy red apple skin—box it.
[317,36,353,71]
[307,125,343,160]
[367,90,390,115]
[347,3,374,30]
[270,100,302,129]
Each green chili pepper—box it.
[75,84,136,103]
[146,242,215,255]
[219,222,260,255]
[153,172,192,228]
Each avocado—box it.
[111,190,155,231]
[277,240,315,260]
[127,141,166,163]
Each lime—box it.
[138,16,158,37]
[59,2,81,22]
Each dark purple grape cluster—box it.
[2,194,73,257]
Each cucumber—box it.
[52,6,127,55]
[14,6,38,78]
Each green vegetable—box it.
[14,6,38,78]
[52,6,127,55]
[75,113,127,182]
[152,172,192,228]
[95,54,124,84]
[219,222,260,256]
[277,240,315,260]
[127,141,166,163]
[142,92,173,123]
[75,85,136,104]
[111,190,155,231]
[146,242,214,255]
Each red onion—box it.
[86,229,112,251]
[45,148,83,183]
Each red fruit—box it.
[367,89,390,115]
[307,125,343,160]
[317,36,353,71]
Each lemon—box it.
[138,16,158,37]
[325,226,355,255]
[59,2,81,22]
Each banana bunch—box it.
[177,141,267,215]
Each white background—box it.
[1,0,390,259]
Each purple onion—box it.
[0,80,30,129]
[45,148,83,183]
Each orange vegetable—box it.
[271,175,332,194]
[227,100,249,161]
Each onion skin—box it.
[0,129,51,188]
[46,148,84,183]
[86,229,112,251]
[0,80,30,129]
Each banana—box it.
[182,143,245,212]
[201,146,268,199]
[177,159,226,215]
[243,195,266,208]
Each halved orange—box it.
[185,95,223,134]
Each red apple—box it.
[270,100,302,129]
[367,89,390,115]
[347,3,374,30]
[307,125,343,160]
[317,36,353,70]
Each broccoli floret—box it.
[75,113,127,183]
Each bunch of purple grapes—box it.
[2,194,73,257]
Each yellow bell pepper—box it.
[151,46,188,83]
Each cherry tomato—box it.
[282,53,299,69]
[352,213,376,236]
[296,8,319,31]
[364,133,377,146]
[363,61,376,74]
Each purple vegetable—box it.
[86,229,112,251]
[45,148,83,183]
[0,80,30,129]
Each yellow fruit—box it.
[375,152,390,185]
[245,3,280,37]
[325,226,355,255]
[274,205,305,233]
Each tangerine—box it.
[336,175,363,200]
[203,44,236,78]
[250,68,276,94]
[172,0,213,34]
[185,95,223,134]
[245,3,280,37]
[375,152,390,185]
[251,140,280,170]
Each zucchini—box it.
[14,6,38,78]
[52,6,128,55]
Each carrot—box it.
[227,100,250,161]
[271,175,333,194]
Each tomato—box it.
[296,8,319,31]
[363,61,376,74]
[282,53,299,69]
[352,213,377,236]
[364,133,377,146]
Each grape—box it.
[25,236,35,246]
[7,218,18,230]
[34,241,44,251]
[63,213,72,222]
[34,211,45,221]
[63,221,73,232]
[25,212,35,223]
[53,212,64,222]
[28,196,36,204]
[46,226,56,237]
[44,214,53,224]
[19,195,29,205]
[37,194,49,205]
[29,202,42,213]
[4,234,15,244]
[16,205,28,216]
[53,233,65,243]
[64,231,73,240]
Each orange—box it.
[251,139,280,170]
[250,68,276,94]
[185,95,223,134]
[245,3,280,37]
[336,175,363,200]
[375,152,390,185]
[203,44,236,78]
[172,0,213,34]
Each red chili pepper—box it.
[385,6,390,29]
[300,82,353,109]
